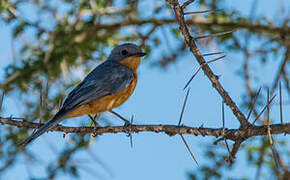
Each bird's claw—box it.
[88,114,100,137]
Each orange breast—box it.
[67,78,137,118]
[66,57,140,118]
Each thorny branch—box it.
[0,117,289,141]
[166,0,289,166]
[168,0,251,128]
[227,139,243,166]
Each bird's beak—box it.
[134,52,147,57]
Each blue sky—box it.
[0,0,289,179]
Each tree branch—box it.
[167,1,251,128]
[271,46,289,94]
[80,18,290,36]
[228,139,243,166]
[1,118,289,141]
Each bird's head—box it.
[108,43,146,62]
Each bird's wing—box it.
[62,61,134,111]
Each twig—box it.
[109,110,130,126]
[253,94,276,124]
[227,140,242,166]
[202,52,225,57]
[270,145,281,169]
[279,82,283,124]
[129,115,134,148]
[213,137,224,145]
[246,87,262,120]
[176,87,198,165]
[181,0,195,9]
[195,30,234,40]
[0,92,4,116]
[179,134,199,166]
[176,88,198,165]
[56,19,290,43]
[183,54,226,90]
[222,101,225,135]
[184,9,220,15]
[271,47,289,94]
[266,88,271,142]
[224,139,233,162]
[266,88,280,168]
[178,88,190,126]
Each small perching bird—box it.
[19,43,146,147]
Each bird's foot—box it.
[88,114,100,137]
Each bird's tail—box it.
[18,110,67,148]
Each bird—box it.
[19,43,146,147]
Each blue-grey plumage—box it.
[19,43,146,148]
[62,61,135,110]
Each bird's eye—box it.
[121,49,128,56]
